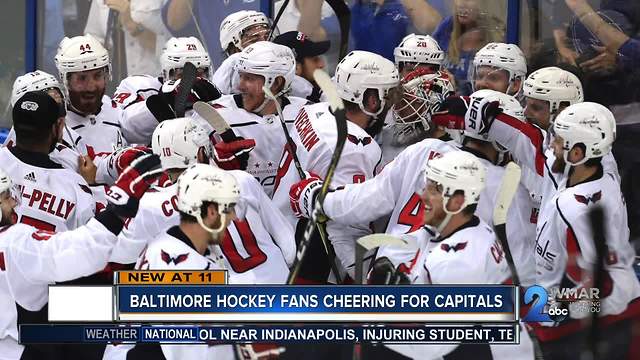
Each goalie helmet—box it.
[425,151,486,214]
[151,117,213,170]
[176,164,240,235]
[54,34,111,93]
[394,34,445,69]
[523,67,583,114]
[463,89,524,163]
[335,50,400,117]
[553,102,615,165]
[471,42,527,94]
[161,37,211,80]
[235,41,296,96]
[219,10,270,54]
[11,70,63,107]
[392,69,455,144]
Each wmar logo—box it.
[522,285,567,322]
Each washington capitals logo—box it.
[160,250,189,265]
[347,134,373,146]
[441,242,468,252]
[574,191,602,205]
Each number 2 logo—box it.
[522,285,552,322]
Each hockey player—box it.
[275,50,400,281]
[213,10,271,94]
[198,41,306,196]
[436,92,640,358]
[112,36,213,110]
[469,42,527,96]
[381,151,533,359]
[0,91,95,231]
[118,117,295,283]
[393,33,445,77]
[0,152,161,360]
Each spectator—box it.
[351,0,410,61]
[85,0,171,83]
[432,0,504,95]
[273,31,330,102]
[162,0,264,68]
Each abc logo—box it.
[522,285,567,322]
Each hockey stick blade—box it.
[175,62,197,117]
[493,162,521,227]
[357,234,410,251]
[193,101,238,142]
[286,70,347,285]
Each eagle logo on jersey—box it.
[574,191,602,205]
[160,250,189,265]
[347,134,373,146]
[440,242,467,252]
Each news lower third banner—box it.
[20,323,520,344]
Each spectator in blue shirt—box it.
[350,0,410,61]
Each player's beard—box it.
[0,209,17,227]
[69,87,105,115]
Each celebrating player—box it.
[469,42,527,96]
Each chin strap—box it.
[196,212,227,240]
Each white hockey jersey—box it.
[387,217,534,360]
[270,102,382,276]
[197,94,308,196]
[488,113,640,318]
[121,170,295,284]
[112,74,162,109]
[0,147,95,232]
[0,216,123,359]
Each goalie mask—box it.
[394,33,445,74]
[392,69,455,145]
[176,164,240,236]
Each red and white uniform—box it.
[112,75,162,109]
[0,147,95,232]
[196,94,308,196]
[0,214,124,359]
[271,102,382,276]
[388,217,533,360]
[121,171,295,283]
[488,113,640,318]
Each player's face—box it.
[551,133,567,173]
[67,67,107,115]
[240,24,270,49]
[238,72,267,112]
[420,181,447,227]
[524,97,551,130]
[298,56,326,84]
[474,66,510,93]
[0,190,19,226]
[208,206,237,244]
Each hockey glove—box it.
[106,153,162,218]
[368,257,411,285]
[432,95,502,135]
[431,96,471,130]
[289,173,323,219]
[146,77,222,121]
[212,137,256,170]
[110,146,153,176]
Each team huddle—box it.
[0,8,638,360]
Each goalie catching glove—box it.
[105,153,163,218]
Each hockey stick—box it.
[263,83,343,283]
[269,0,290,40]
[193,101,238,142]
[286,69,347,284]
[355,234,410,284]
[325,0,351,60]
[587,206,606,360]
[174,62,197,118]
[493,162,545,360]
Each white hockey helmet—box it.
[392,69,455,144]
[425,150,486,214]
[0,167,14,224]
[54,34,111,93]
[151,117,213,170]
[523,67,583,114]
[235,41,296,95]
[219,10,270,53]
[335,50,400,117]
[471,42,527,94]
[11,70,63,107]
[176,164,240,235]
[161,37,211,80]
[463,90,524,161]
[394,34,445,69]
[553,102,616,165]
